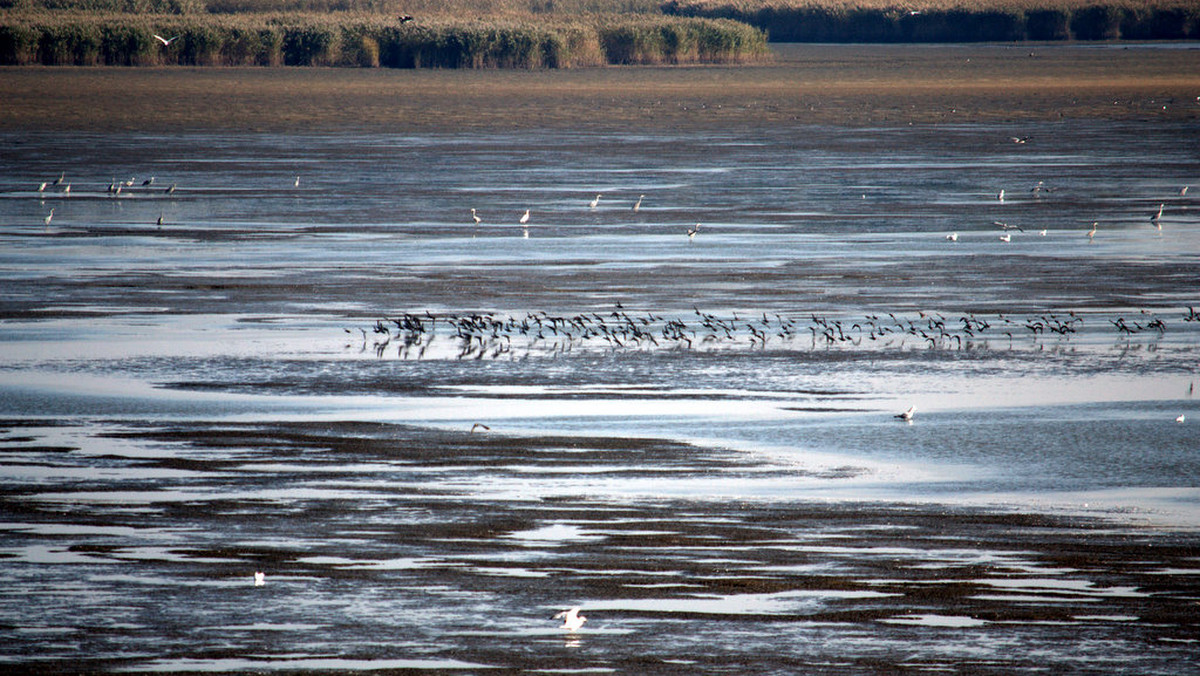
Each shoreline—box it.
[2,43,1198,131]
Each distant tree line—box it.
[661,0,1200,41]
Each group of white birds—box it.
[469,193,701,241]
[944,183,1189,244]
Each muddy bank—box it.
[2,43,1198,132]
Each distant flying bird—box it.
[589,194,601,209]
[554,607,587,632]
[1009,136,1028,144]
[895,406,915,422]
[470,423,490,433]
[632,194,644,212]
[153,34,180,46]
[994,221,1022,232]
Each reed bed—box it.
[0,11,768,65]
[662,0,1200,40]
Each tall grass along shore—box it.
[0,8,770,66]
[663,0,1200,41]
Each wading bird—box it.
[471,208,482,225]
[633,194,644,212]
[945,232,958,242]
[157,212,164,227]
[1086,221,1097,241]
[895,405,915,422]
[997,189,1005,202]
[1151,203,1164,223]
[294,176,300,187]
[554,607,587,632]
[53,172,64,186]
[37,182,46,193]
[999,234,1011,242]
[1175,414,1186,423]
[589,194,601,209]
[153,34,180,46]
[142,177,155,186]
[687,223,700,240]
[43,208,54,228]
[519,209,530,225]
[254,571,265,586]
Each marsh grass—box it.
[0,11,767,65]
[662,0,1200,40]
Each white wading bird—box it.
[554,607,587,632]
[895,406,915,422]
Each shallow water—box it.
[1,116,1199,672]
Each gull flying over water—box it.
[554,607,587,632]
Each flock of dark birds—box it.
[348,305,1200,360]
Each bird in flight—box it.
[153,34,181,46]
[554,607,587,632]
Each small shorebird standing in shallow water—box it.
[554,607,587,632]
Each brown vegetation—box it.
[662,0,1200,41]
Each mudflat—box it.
[3,43,1199,132]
